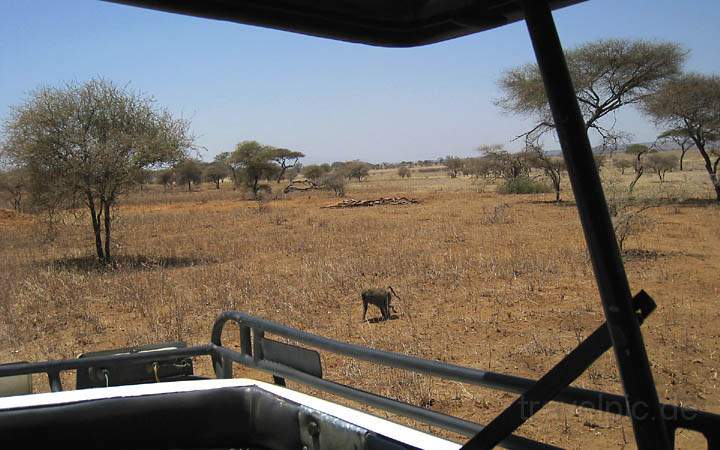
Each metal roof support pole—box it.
[520,1,670,449]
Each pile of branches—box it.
[322,197,420,208]
[283,179,320,193]
[283,177,345,197]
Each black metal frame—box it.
[518,2,671,448]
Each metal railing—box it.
[1,310,717,449]
[209,311,719,449]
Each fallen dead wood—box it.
[283,179,321,193]
[322,197,420,208]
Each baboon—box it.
[361,286,400,322]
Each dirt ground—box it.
[0,157,718,449]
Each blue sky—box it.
[1,0,719,163]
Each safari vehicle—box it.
[0,1,718,449]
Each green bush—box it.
[498,176,552,194]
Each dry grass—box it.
[0,152,718,449]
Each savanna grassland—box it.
[0,152,718,449]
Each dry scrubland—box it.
[0,152,718,449]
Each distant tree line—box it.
[149,142,305,197]
[438,146,564,200]
[301,161,371,183]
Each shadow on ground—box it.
[526,198,718,208]
[622,249,668,261]
[672,198,719,207]
[524,199,577,207]
[43,254,216,273]
[365,314,401,324]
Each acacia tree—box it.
[613,158,634,175]
[626,144,651,191]
[270,148,305,183]
[476,144,528,181]
[644,153,677,182]
[320,170,347,197]
[343,161,371,182]
[230,141,277,197]
[398,166,411,179]
[214,152,240,189]
[524,146,566,202]
[464,157,494,179]
[497,38,685,147]
[302,165,326,183]
[3,80,191,262]
[643,74,720,201]
[156,169,175,191]
[658,128,694,171]
[444,156,465,178]
[203,161,229,189]
[175,159,203,191]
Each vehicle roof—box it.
[105,0,586,47]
